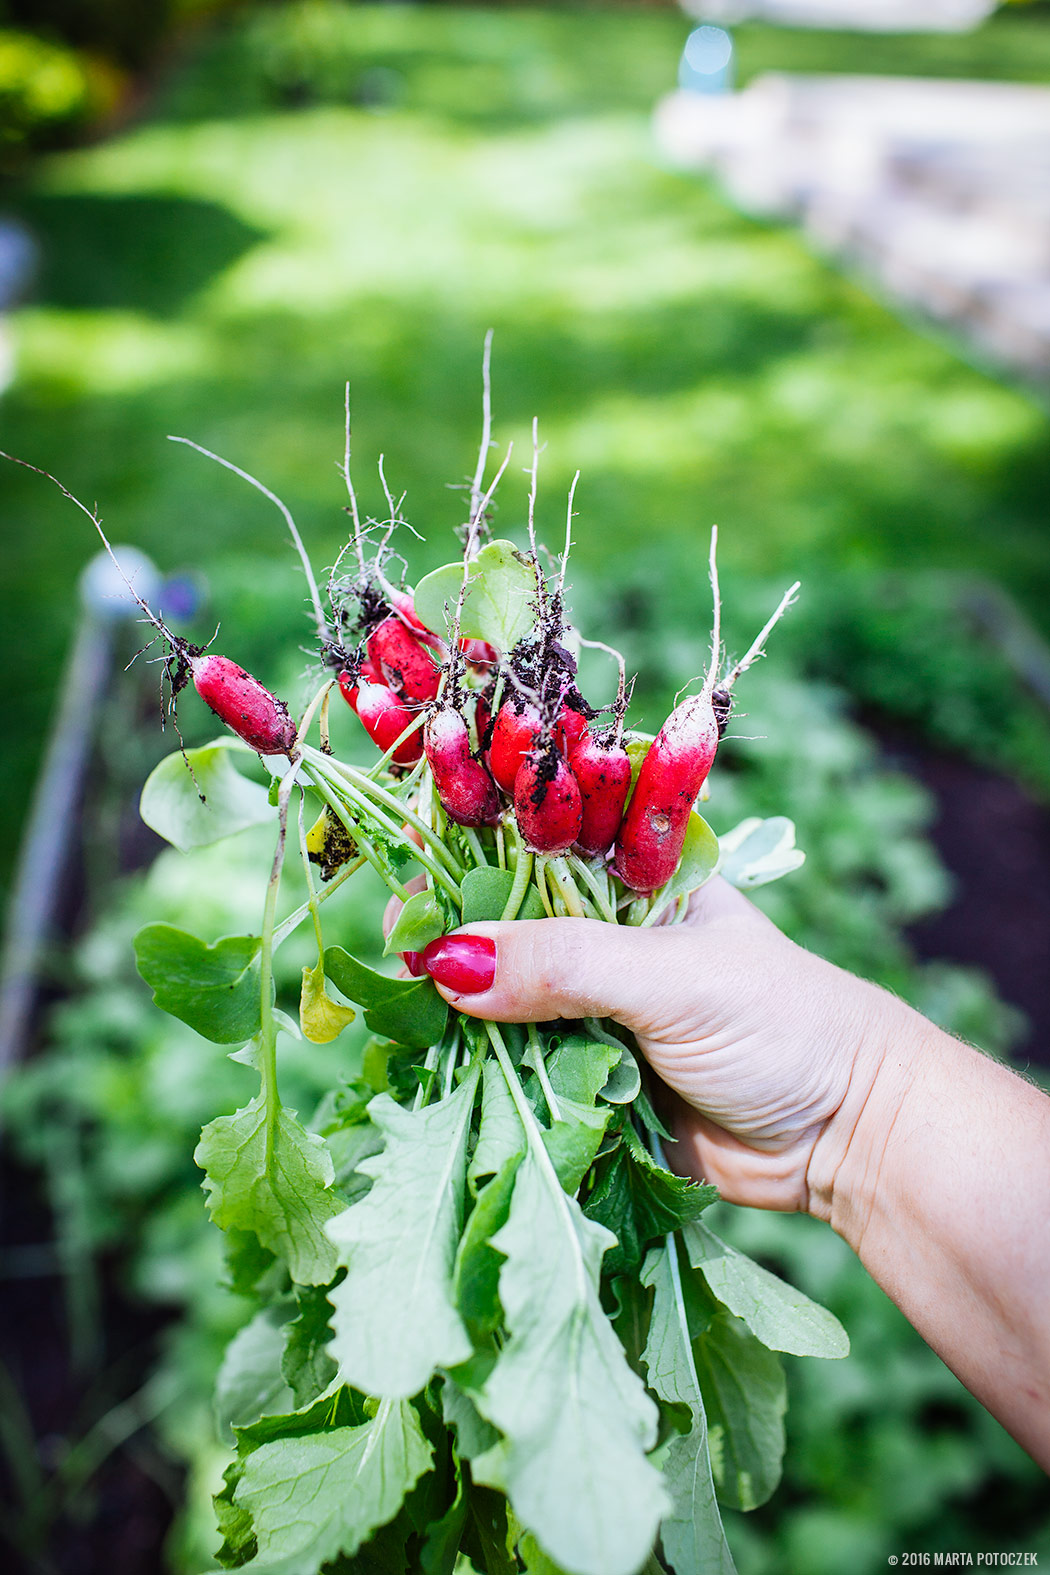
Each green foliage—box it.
[195,1095,345,1285]
[323,945,448,1049]
[140,740,276,853]
[415,540,538,655]
[135,924,264,1043]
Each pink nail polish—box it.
[421,935,496,994]
[402,950,426,977]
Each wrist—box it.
[805,984,928,1246]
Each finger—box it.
[419,916,704,1034]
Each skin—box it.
[405,877,1050,1470]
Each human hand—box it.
[411,877,900,1214]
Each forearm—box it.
[808,995,1050,1468]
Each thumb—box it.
[420,915,697,1035]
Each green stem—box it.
[302,744,463,880]
[305,768,411,900]
[526,1023,562,1123]
[495,823,506,871]
[294,792,326,956]
[306,759,460,906]
[260,772,296,1168]
[272,852,365,951]
[547,857,588,919]
[294,677,335,754]
[501,826,533,921]
[461,826,487,868]
[533,858,556,919]
[565,853,618,923]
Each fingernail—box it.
[402,950,426,977]
[421,934,496,994]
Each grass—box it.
[2,2,1050,879]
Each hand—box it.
[416,877,897,1213]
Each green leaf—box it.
[384,889,446,956]
[682,1220,848,1359]
[326,1070,479,1397]
[585,1130,718,1277]
[461,865,546,923]
[324,945,448,1050]
[234,1397,433,1574]
[469,1056,527,1189]
[134,924,263,1044]
[545,1035,621,1105]
[281,1283,339,1410]
[717,816,805,890]
[215,1305,296,1439]
[694,1308,786,1512]
[454,1154,522,1337]
[195,1095,345,1285]
[541,1097,610,1194]
[640,1242,735,1575]
[214,1457,256,1568]
[140,739,274,853]
[415,539,537,653]
[472,1146,669,1575]
[651,812,720,911]
[442,1378,500,1463]
[420,1449,469,1575]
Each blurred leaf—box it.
[134,923,263,1043]
[140,740,274,853]
[718,817,806,890]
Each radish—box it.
[570,732,632,858]
[554,702,588,757]
[367,614,441,706]
[514,745,582,855]
[338,672,423,766]
[388,587,444,652]
[424,710,500,826]
[612,691,719,892]
[191,654,298,756]
[489,699,542,793]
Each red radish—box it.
[424,710,500,826]
[514,746,582,855]
[473,689,493,751]
[489,700,542,793]
[367,614,441,706]
[191,654,297,755]
[613,690,719,892]
[570,733,632,858]
[338,672,423,766]
[388,588,444,651]
[554,703,587,757]
[460,637,499,670]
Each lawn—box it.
[3,2,1050,871]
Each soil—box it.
[874,721,1050,1069]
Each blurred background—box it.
[1,1,1049,1571]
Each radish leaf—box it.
[717,817,805,890]
[383,888,446,955]
[415,540,537,654]
[134,924,263,1043]
[195,1096,345,1285]
[140,740,274,853]
[324,945,447,1049]
[326,1068,480,1398]
[234,1398,433,1574]
[693,1309,786,1512]
[641,1241,736,1575]
[682,1221,849,1359]
[471,1145,670,1575]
